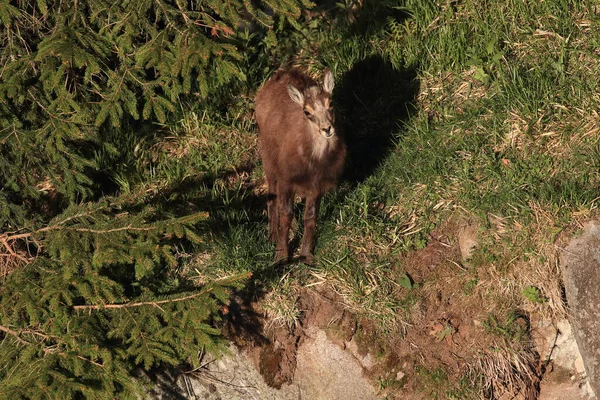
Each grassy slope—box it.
[113,1,600,398]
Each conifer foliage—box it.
[0,198,250,398]
[0,0,308,397]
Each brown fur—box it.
[255,69,346,263]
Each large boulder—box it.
[560,221,600,398]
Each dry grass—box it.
[418,67,493,120]
[495,107,600,161]
[262,292,302,332]
[472,345,540,400]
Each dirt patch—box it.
[398,219,464,286]
[350,218,545,399]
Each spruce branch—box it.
[20,329,52,341]
[0,325,105,368]
[73,272,251,311]
[0,206,130,266]
[73,291,210,311]
[191,20,234,36]
[0,324,30,346]
[73,354,105,369]
[0,324,60,350]
[2,210,208,243]
[2,204,110,241]
[174,0,191,24]
[0,238,32,263]
[63,225,156,234]
[0,206,209,274]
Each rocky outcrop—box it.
[560,221,600,398]
[535,319,595,399]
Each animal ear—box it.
[323,69,334,94]
[287,84,305,106]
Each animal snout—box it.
[322,126,335,138]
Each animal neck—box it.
[311,133,334,161]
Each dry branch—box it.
[0,324,30,346]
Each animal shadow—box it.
[335,55,419,183]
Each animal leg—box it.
[266,178,278,243]
[274,189,293,263]
[300,193,321,264]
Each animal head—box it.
[287,70,336,139]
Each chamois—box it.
[255,69,346,263]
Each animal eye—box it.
[304,110,313,118]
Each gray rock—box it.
[151,329,379,400]
[294,328,378,400]
[535,319,595,399]
[560,221,600,398]
[166,345,302,400]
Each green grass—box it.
[99,0,600,398]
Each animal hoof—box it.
[300,253,314,265]
[273,250,289,265]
